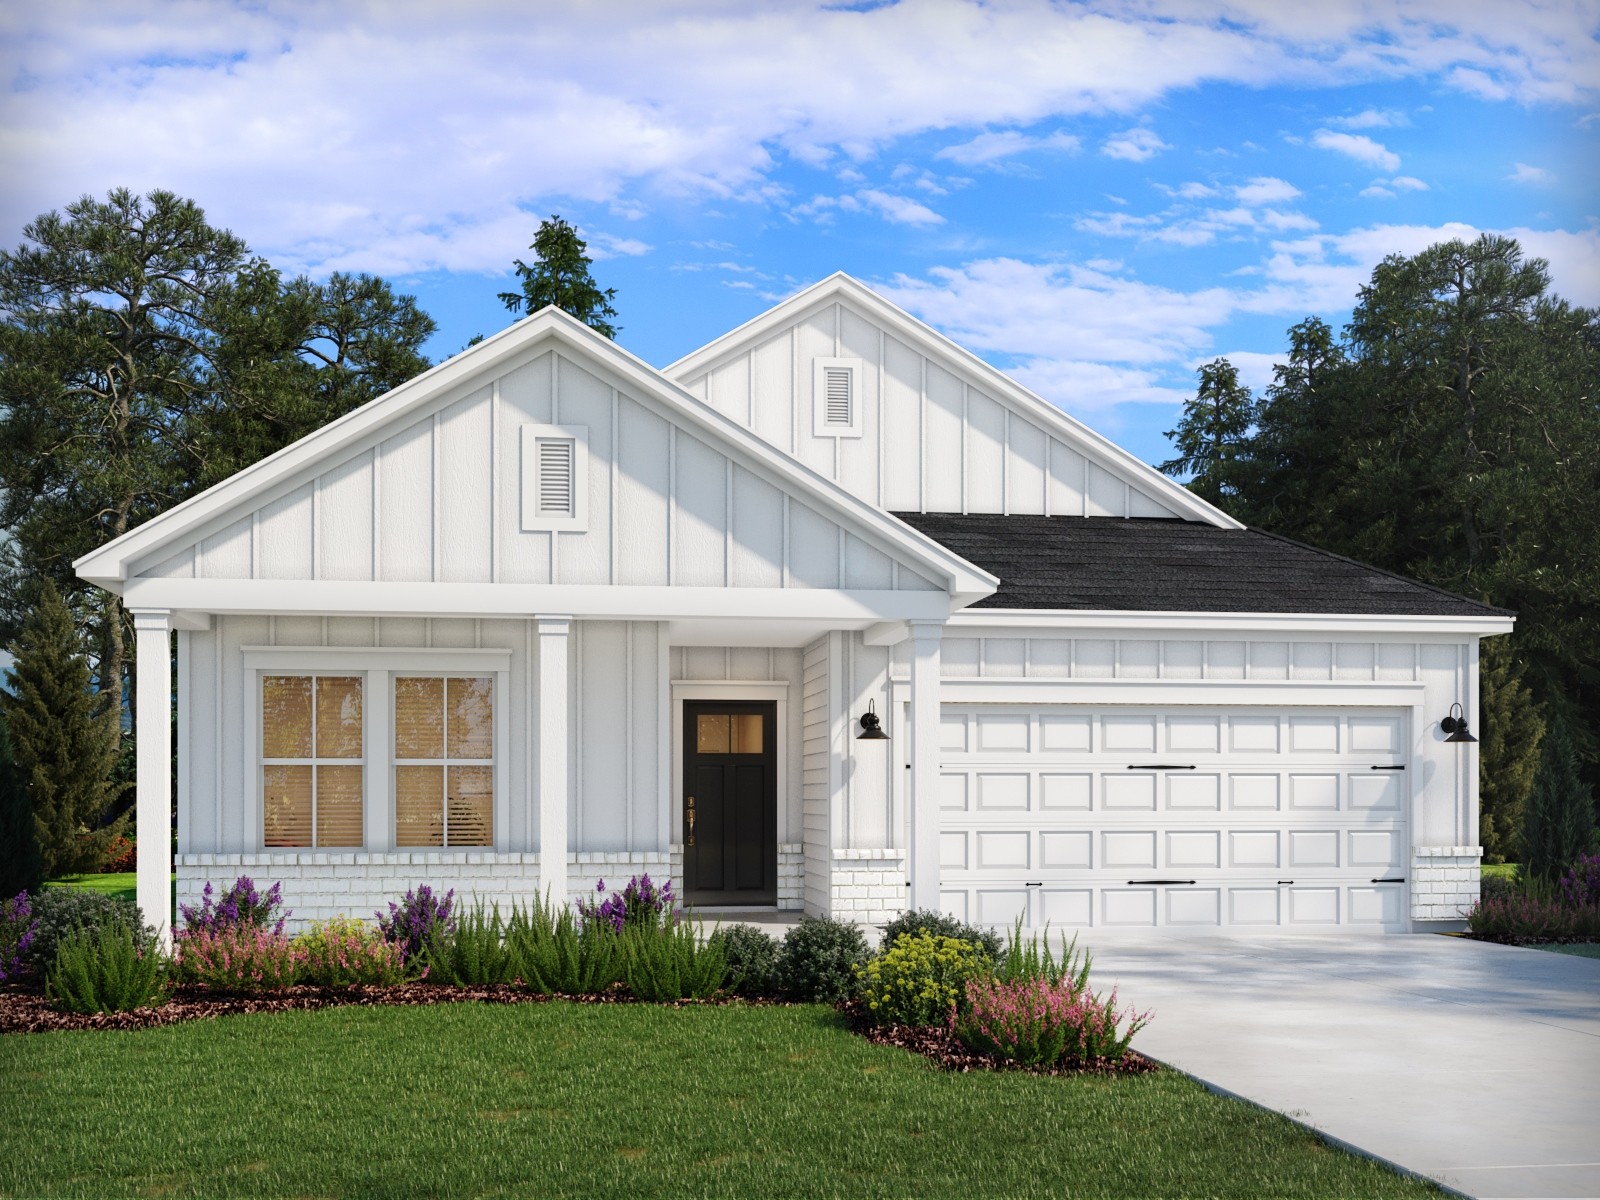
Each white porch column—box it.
[131,609,172,946]
[536,616,572,909]
[907,620,944,911]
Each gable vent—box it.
[812,357,863,438]
[536,438,575,517]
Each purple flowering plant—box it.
[1,891,38,983]
[1559,854,1600,910]
[179,876,289,937]
[377,885,456,964]
[579,874,677,933]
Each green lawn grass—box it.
[1533,942,1600,959]
[44,873,138,903]
[0,1001,1441,1199]
[1480,862,1519,883]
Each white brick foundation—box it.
[778,843,804,910]
[828,849,908,926]
[1411,846,1483,922]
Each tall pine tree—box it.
[499,216,619,337]
[1523,714,1595,883]
[1158,358,1256,516]
[1477,636,1544,864]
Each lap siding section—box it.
[938,705,1410,932]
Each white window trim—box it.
[258,673,368,850]
[521,423,589,531]
[243,647,511,852]
[812,358,862,439]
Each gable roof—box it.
[74,306,998,605]
[666,273,1242,530]
[894,513,1513,619]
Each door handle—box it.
[686,797,696,846]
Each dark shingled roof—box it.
[894,513,1512,618]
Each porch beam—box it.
[537,616,572,909]
[906,620,944,911]
[131,609,173,947]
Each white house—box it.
[74,274,1511,939]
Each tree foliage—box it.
[1159,358,1255,515]
[1477,637,1544,864]
[1523,715,1595,883]
[498,215,619,337]
[1163,234,1600,812]
[0,707,46,896]
[0,582,124,878]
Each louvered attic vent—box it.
[812,358,862,438]
[520,424,588,531]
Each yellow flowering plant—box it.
[855,932,989,1028]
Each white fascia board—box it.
[948,608,1517,639]
[665,273,1241,531]
[891,678,1428,708]
[118,578,958,623]
[78,302,996,605]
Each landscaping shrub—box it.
[778,916,869,1003]
[1,891,38,982]
[101,835,137,874]
[623,920,731,1002]
[879,908,1002,961]
[856,933,989,1027]
[955,976,1152,1066]
[427,904,514,985]
[377,884,456,964]
[992,919,1091,992]
[179,876,288,936]
[45,917,168,1014]
[171,926,303,990]
[1479,870,1522,904]
[1559,854,1600,909]
[26,887,152,972]
[711,923,781,997]
[294,917,409,987]
[579,874,677,933]
[1464,893,1600,941]
[1522,716,1595,884]
[506,895,623,995]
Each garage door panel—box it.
[1166,830,1221,868]
[1168,773,1221,809]
[939,891,968,922]
[976,773,1029,810]
[1041,773,1092,809]
[941,714,969,752]
[939,705,1408,932]
[1104,774,1157,809]
[1103,831,1157,868]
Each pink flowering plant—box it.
[0,891,38,983]
[171,925,304,990]
[955,975,1152,1067]
[580,874,677,934]
[295,917,409,987]
[1465,892,1600,941]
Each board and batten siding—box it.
[178,614,669,858]
[890,633,1476,850]
[673,300,1183,521]
[134,350,942,593]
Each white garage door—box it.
[938,706,1410,931]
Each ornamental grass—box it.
[1464,893,1600,941]
[955,975,1151,1067]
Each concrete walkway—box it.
[1080,932,1600,1199]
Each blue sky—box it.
[2,1,1597,467]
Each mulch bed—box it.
[839,1000,1159,1078]
[1461,933,1600,947]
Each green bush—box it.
[170,926,302,990]
[711,923,781,997]
[1479,871,1522,904]
[28,887,153,972]
[856,933,989,1027]
[506,896,623,995]
[992,918,1091,991]
[426,904,514,986]
[45,918,167,1014]
[879,908,1002,961]
[778,917,869,1003]
[294,917,409,987]
[1523,716,1595,883]
[623,920,730,1002]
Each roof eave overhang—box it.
[949,608,1515,638]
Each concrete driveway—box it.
[1079,932,1600,1199]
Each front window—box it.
[261,675,364,847]
[393,676,494,847]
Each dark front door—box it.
[683,701,777,906]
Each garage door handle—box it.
[1126,764,1197,770]
[1127,879,1196,885]
[1370,765,1407,771]
[1371,877,1405,884]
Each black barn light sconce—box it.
[856,699,889,741]
[1439,702,1477,744]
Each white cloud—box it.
[1360,185,1397,199]
[1508,162,1557,185]
[858,190,945,227]
[1102,126,1171,162]
[1170,181,1219,198]
[1311,130,1402,172]
[936,129,1079,165]
[1390,176,1429,191]
[1233,176,1301,205]
[1211,350,1284,395]
[1326,108,1404,129]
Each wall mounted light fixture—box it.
[1439,702,1477,744]
[856,699,889,741]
